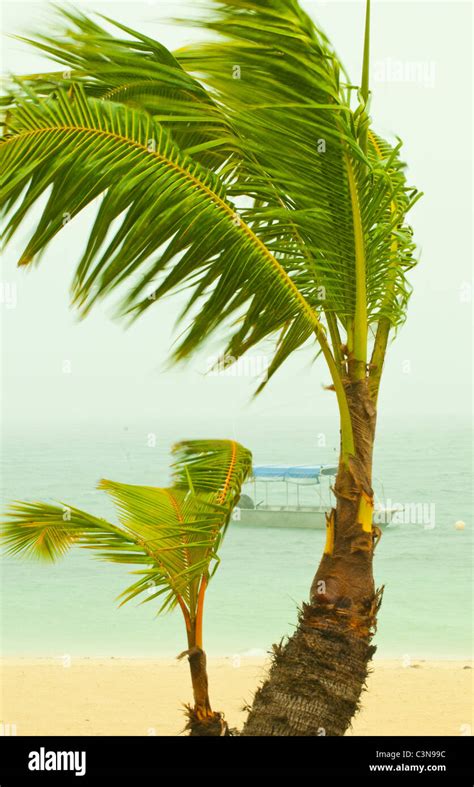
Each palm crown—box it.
[1,1,420,460]
[2,439,252,629]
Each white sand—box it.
[1,657,472,736]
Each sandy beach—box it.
[1,658,471,736]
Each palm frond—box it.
[1,83,330,366]
[1,501,139,562]
[4,10,234,171]
[98,480,224,608]
[177,0,421,341]
[1,439,252,618]
[1,2,421,400]
[171,439,252,506]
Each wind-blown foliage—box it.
[2,440,252,620]
[1,1,422,737]
[1,1,421,457]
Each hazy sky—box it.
[1,0,472,434]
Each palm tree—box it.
[2,439,253,736]
[1,1,421,735]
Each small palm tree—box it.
[2,440,252,736]
[1,1,421,735]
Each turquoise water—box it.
[1,416,472,660]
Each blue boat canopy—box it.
[251,465,337,483]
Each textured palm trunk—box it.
[183,638,230,736]
[242,380,382,736]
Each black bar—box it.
[0,736,472,782]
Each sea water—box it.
[0,415,471,660]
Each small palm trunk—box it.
[184,646,230,736]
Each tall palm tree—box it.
[1,1,421,735]
[2,439,253,736]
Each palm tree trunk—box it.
[242,381,382,736]
[184,640,230,736]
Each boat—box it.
[234,465,399,530]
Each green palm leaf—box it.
[1,501,139,561]
[171,439,253,506]
[178,0,421,345]
[1,440,252,618]
[4,10,235,171]
[1,81,329,357]
[1,2,421,456]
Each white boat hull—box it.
[233,506,396,530]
